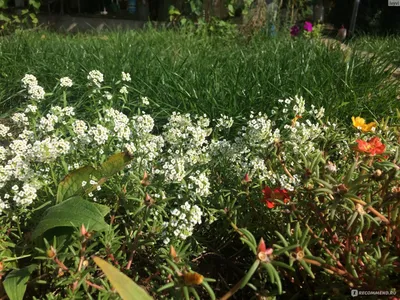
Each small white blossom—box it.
[122,72,131,82]
[119,86,128,94]
[60,77,73,88]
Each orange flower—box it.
[352,116,377,133]
[355,137,385,156]
[262,186,290,209]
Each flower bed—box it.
[0,71,399,299]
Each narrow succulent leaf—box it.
[261,262,275,284]
[182,286,190,300]
[275,231,289,247]
[271,260,295,272]
[157,282,175,293]
[300,260,315,279]
[201,281,216,300]
[239,260,260,289]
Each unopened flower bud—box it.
[257,238,273,262]
[355,203,365,215]
[80,224,87,237]
[183,272,204,285]
[83,260,89,267]
[144,193,154,206]
[170,245,178,262]
[333,184,348,195]
[372,169,383,181]
[47,246,56,259]
[57,268,64,277]
[257,238,267,253]
[242,173,251,184]
[140,171,150,186]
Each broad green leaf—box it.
[32,196,110,239]
[93,256,153,300]
[4,264,37,300]
[57,152,132,203]
[57,166,100,203]
[0,13,10,22]
[100,151,133,178]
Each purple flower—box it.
[304,21,313,32]
[290,25,300,37]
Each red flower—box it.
[355,137,385,156]
[262,186,290,209]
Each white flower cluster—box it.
[159,113,211,185]
[284,120,323,155]
[87,70,104,88]
[0,124,10,138]
[119,86,128,95]
[9,183,38,206]
[39,114,59,132]
[21,74,45,101]
[215,114,234,130]
[163,202,203,243]
[141,96,150,106]
[241,112,277,149]
[31,137,70,163]
[11,113,29,127]
[188,172,211,197]
[121,72,131,82]
[131,113,155,135]
[60,77,73,88]
[104,108,131,141]
[25,105,38,114]
[88,124,109,145]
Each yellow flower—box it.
[351,116,377,132]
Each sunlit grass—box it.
[0,29,398,127]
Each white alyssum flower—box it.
[25,105,38,114]
[141,96,150,106]
[121,72,131,82]
[103,91,113,100]
[0,124,10,137]
[215,114,234,129]
[31,137,70,163]
[119,86,128,94]
[88,124,109,145]
[60,77,73,88]
[21,74,38,88]
[11,113,29,127]
[87,70,104,88]
[27,84,45,101]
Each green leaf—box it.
[57,152,132,203]
[93,256,153,300]
[4,265,37,300]
[239,260,260,289]
[0,13,11,22]
[32,196,110,239]
[57,166,100,203]
[29,0,41,9]
[100,151,133,178]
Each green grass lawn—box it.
[0,29,398,126]
[349,34,400,67]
